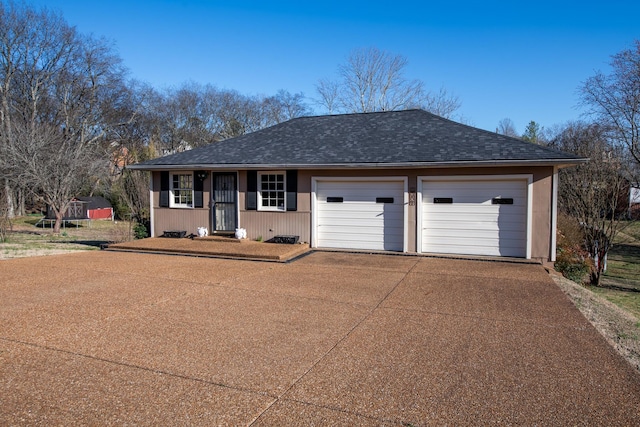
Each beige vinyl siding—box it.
[151,172,211,237]
[241,211,311,243]
[154,208,210,237]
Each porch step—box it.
[193,235,246,244]
[212,231,236,237]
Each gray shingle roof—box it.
[130,109,584,169]
[76,196,112,209]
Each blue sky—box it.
[28,0,640,133]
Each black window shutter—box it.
[286,170,297,211]
[194,171,204,208]
[246,170,257,210]
[159,171,169,207]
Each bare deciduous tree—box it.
[0,1,76,217]
[211,88,266,140]
[0,1,129,233]
[581,40,640,166]
[316,47,461,118]
[549,121,628,285]
[262,89,310,125]
[149,83,219,153]
[496,118,519,137]
[91,80,158,227]
[3,122,106,233]
[421,86,463,120]
[145,84,310,154]
[315,78,340,114]
[340,47,423,113]
[105,167,151,230]
[0,185,11,242]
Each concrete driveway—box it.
[1,251,639,425]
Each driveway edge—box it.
[552,273,640,372]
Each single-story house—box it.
[129,109,585,264]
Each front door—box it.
[211,173,237,232]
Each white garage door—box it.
[315,179,405,251]
[420,177,529,257]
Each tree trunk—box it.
[53,211,63,234]
[4,180,14,218]
[590,270,601,286]
[590,247,609,286]
[17,188,25,216]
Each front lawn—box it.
[595,221,640,319]
[1,215,135,259]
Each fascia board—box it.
[127,158,589,171]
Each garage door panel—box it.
[424,215,526,227]
[318,217,404,229]
[423,197,528,206]
[316,237,404,250]
[319,204,403,214]
[317,210,385,220]
[316,179,405,252]
[320,224,404,235]
[424,183,525,200]
[422,227,524,243]
[423,217,526,229]
[319,195,401,203]
[424,236,524,249]
[427,243,525,258]
[422,205,527,221]
[423,198,527,206]
[424,196,523,204]
[421,178,528,258]
[320,231,404,243]
[318,218,384,228]
[319,234,404,249]
[318,208,403,221]
[424,185,523,195]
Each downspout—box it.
[149,172,155,237]
[550,166,559,262]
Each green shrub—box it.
[554,213,594,284]
[555,213,593,284]
[133,222,149,240]
[555,252,591,283]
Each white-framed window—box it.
[258,171,286,211]
[171,172,193,208]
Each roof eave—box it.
[127,158,588,171]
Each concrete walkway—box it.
[0,251,638,425]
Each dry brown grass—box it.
[0,216,135,260]
[552,272,640,372]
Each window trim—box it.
[170,172,194,208]
[258,171,286,211]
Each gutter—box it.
[126,158,589,171]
